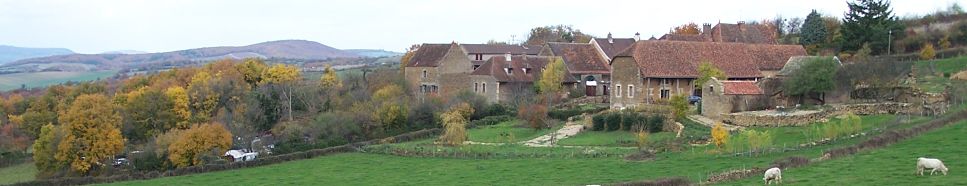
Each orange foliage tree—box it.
[55,94,125,175]
[167,122,233,168]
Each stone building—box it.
[403,43,473,98]
[609,40,805,109]
[539,42,612,97]
[701,78,768,120]
[469,55,561,103]
[461,44,541,70]
[590,33,637,60]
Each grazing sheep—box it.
[917,157,949,176]
[763,167,782,185]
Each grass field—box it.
[719,120,967,185]
[913,56,967,93]
[467,120,557,143]
[0,70,117,91]
[0,163,37,185]
[102,115,933,186]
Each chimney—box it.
[607,32,614,44]
[634,32,641,41]
[737,21,745,30]
[505,53,512,61]
[703,23,712,34]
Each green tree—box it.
[261,64,301,121]
[783,57,838,104]
[55,94,125,175]
[695,61,726,88]
[801,10,828,52]
[32,124,62,176]
[840,0,904,54]
[525,25,593,45]
[669,94,689,121]
[124,88,177,142]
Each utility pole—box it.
[888,30,892,55]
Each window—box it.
[422,70,427,78]
[473,65,480,70]
[660,89,670,99]
[615,84,622,97]
[628,85,635,98]
[474,54,483,60]
[482,83,487,93]
[523,68,530,74]
[474,83,479,92]
[505,68,513,75]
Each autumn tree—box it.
[18,94,59,138]
[372,85,407,130]
[538,58,566,98]
[920,42,936,60]
[261,64,301,121]
[518,103,548,130]
[711,122,729,150]
[438,103,473,146]
[400,44,420,72]
[188,71,220,123]
[320,64,342,89]
[55,94,125,175]
[635,128,650,150]
[237,58,267,88]
[695,61,727,88]
[166,86,191,129]
[167,122,233,168]
[671,22,701,35]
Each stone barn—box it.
[702,78,769,120]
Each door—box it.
[586,86,597,96]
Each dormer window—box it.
[474,54,483,61]
[505,68,513,75]
[523,68,531,74]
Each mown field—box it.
[0,70,117,91]
[0,163,37,185]
[719,120,967,185]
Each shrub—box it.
[645,115,665,133]
[468,115,514,128]
[743,130,773,153]
[711,122,729,149]
[517,104,548,130]
[635,129,650,150]
[604,112,622,131]
[669,94,689,121]
[591,114,606,131]
[439,103,473,146]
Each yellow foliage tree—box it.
[188,71,220,122]
[920,42,936,60]
[55,94,125,174]
[237,58,267,88]
[320,64,342,89]
[671,22,701,35]
[167,122,232,168]
[32,124,61,174]
[438,103,474,146]
[635,128,650,150]
[166,86,191,129]
[711,122,729,149]
[399,44,420,74]
[695,61,727,88]
[372,85,407,130]
[538,58,566,97]
[261,64,301,121]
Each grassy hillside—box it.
[719,120,967,185]
[0,70,117,91]
[0,163,37,185]
[914,55,967,93]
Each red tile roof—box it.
[748,45,808,70]
[461,44,541,55]
[405,43,454,67]
[545,42,611,74]
[471,56,558,82]
[722,81,764,95]
[659,34,708,42]
[615,40,766,78]
[592,38,636,59]
[711,23,777,44]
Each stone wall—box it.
[722,102,919,127]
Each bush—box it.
[517,104,548,130]
[604,112,622,131]
[592,114,605,131]
[548,105,607,121]
[468,115,514,128]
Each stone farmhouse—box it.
[470,55,563,103]
[404,43,541,98]
[539,42,613,97]
[609,40,806,109]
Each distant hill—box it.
[100,50,148,55]
[5,40,360,70]
[344,49,403,58]
[0,45,74,64]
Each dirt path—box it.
[521,122,585,147]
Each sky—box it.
[0,0,961,53]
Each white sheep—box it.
[763,167,782,185]
[917,157,949,176]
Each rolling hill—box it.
[0,45,74,64]
[3,40,360,70]
[344,49,402,58]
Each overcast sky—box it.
[0,0,961,53]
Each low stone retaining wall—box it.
[723,102,918,127]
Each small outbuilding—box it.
[701,78,768,120]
